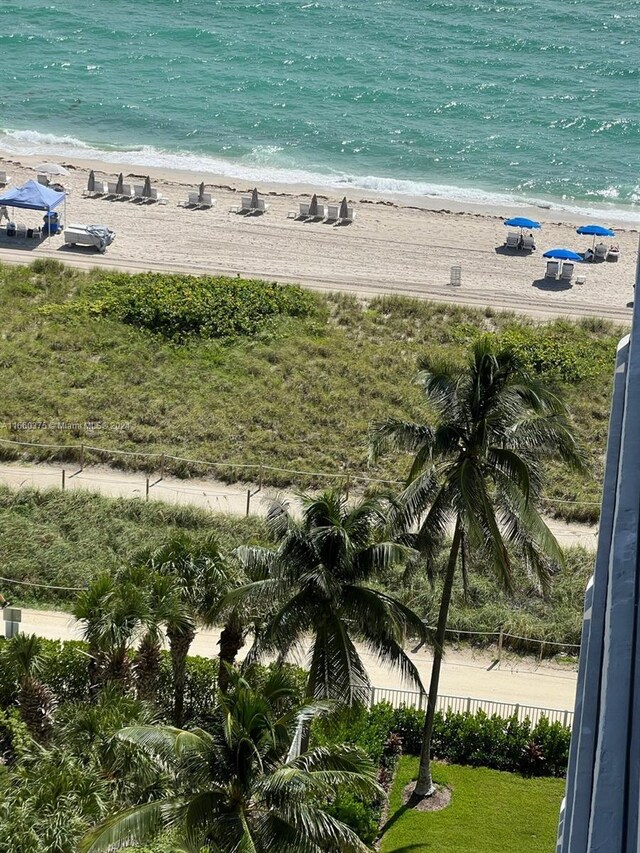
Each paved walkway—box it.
[18,608,577,710]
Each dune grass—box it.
[380,757,564,853]
[0,486,591,648]
[0,486,265,606]
[0,260,622,522]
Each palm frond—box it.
[81,800,176,853]
[308,618,370,705]
[368,419,434,466]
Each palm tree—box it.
[233,491,428,712]
[119,568,188,705]
[5,633,56,741]
[74,573,148,695]
[81,668,381,853]
[370,337,584,799]
[142,532,232,725]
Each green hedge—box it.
[314,703,571,778]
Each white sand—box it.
[19,608,577,710]
[0,153,637,322]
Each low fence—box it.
[370,685,574,728]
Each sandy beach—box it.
[0,153,637,322]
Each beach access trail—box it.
[0,460,598,551]
[17,606,578,712]
[0,459,586,709]
[0,156,637,323]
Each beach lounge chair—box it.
[148,188,167,205]
[119,184,133,201]
[105,182,120,198]
[326,205,339,223]
[230,196,253,214]
[337,206,356,225]
[505,231,520,249]
[178,192,199,209]
[521,234,536,252]
[560,262,574,282]
[0,171,9,186]
[255,199,270,214]
[132,185,146,202]
[288,201,311,220]
[197,193,214,209]
[545,260,560,280]
[36,174,49,186]
[594,243,607,261]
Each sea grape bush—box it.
[499,323,615,383]
[86,273,317,340]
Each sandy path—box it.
[0,154,637,322]
[18,607,577,712]
[0,460,598,551]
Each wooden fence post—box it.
[246,488,251,517]
[160,453,165,481]
[145,478,150,501]
[61,469,65,491]
[79,443,84,472]
[497,628,504,661]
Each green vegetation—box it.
[0,486,590,649]
[0,260,619,520]
[0,486,264,606]
[381,758,564,853]
[372,337,583,796]
[43,271,317,341]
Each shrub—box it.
[326,790,380,844]
[498,323,615,383]
[317,703,572,778]
[46,272,318,341]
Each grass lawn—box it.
[380,758,564,853]
[0,260,621,522]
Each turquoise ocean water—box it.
[2,0,639,218]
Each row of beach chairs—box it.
[0,171,10,186]
[545,260,577,283]
[84,181,167,205]
[504,231,535,251]
[288,200,356,225]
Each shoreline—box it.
[1,148,638,230]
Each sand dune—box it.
[0,154,637,322]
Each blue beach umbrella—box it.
[543,248,583,261]
[576,224,615,249]
[504,216,541,230]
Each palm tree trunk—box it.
[298,668,317,755]
[134,633,162,703]
[167,625,195,726]
[413,516,462,799]
[217,616,245,691]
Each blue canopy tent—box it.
[0,179,66,237]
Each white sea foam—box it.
[1,127,638,224]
